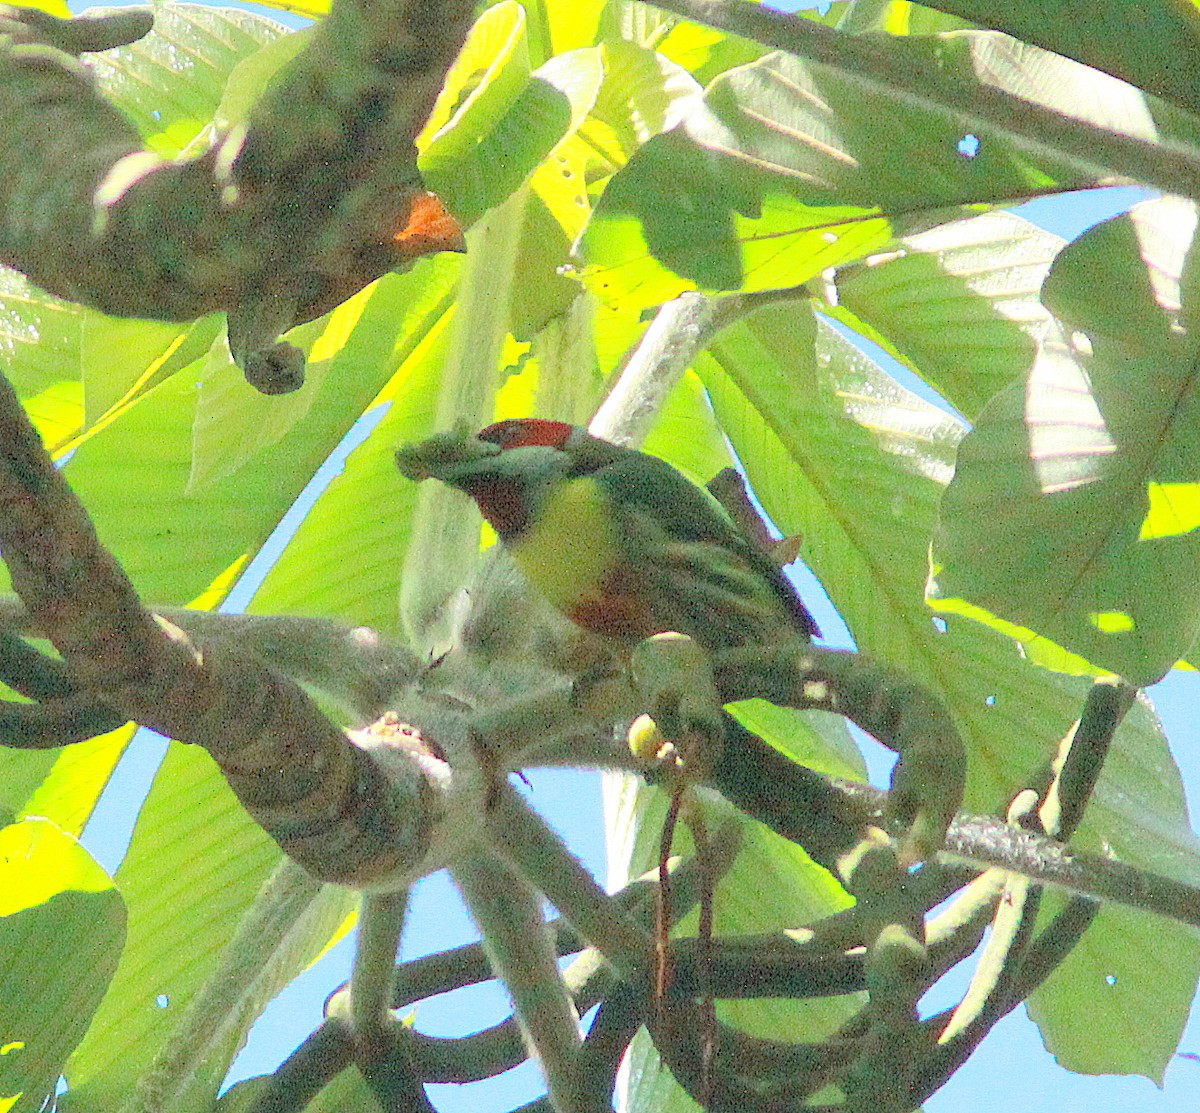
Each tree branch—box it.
[0,368,485,886]
[0,0,471,388]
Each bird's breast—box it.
[508,477,627,623]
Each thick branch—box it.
[1,0,470,384]
[0,370,479,886]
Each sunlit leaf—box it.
[688,300,1200,1077]
[919,0,1200,115]
[0,819,124,1113]
[932,197,1200,685]
[833,209,1065,418]
[579,33,1163,309]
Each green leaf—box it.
[247,304,453,632]
[215,26,314,131]
[418,1,533,189]
[59,754,357,1112]
[579,32,1157,309]
[918,0,1200,116]
[656,15,768,86]
[242,0,327,17]
[419,1,531,143]
[581,124,893,309]
[571,40,703,173]
[0,818,125,1113]
[89,3,285,157]
[82,314,222,429]
[931,198,1200,685]
[832,209,1065,418]
[691,300,1200,1076]
[0,268,86,446]
[0,747,60,827]
[1029,694,1200,1080]
[188,299,344,491]
[62,744,280,1109]
[0,267,222,455]
[538,0,606,54]
[17,725,135,838]
[423,45,605,226]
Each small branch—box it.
[350,890,409,1036]
[935,794,1042,1049]
[453,851,593,1113]
[0,696,125,748]
[714,714,872,871]
[713,643,967,862]
[590,293,720,447]
[397,1020,529,1084]
[0,629,74,699]
[150,608,421,725]
[249,1018,354,1113]
[357,1041,437,1113]
[709,715,1200,932]
[486,784,650,978]
[943,816,1200,927]
[1040,678,1136,840]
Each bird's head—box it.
[396,423,576,536]
[479,419,628,473]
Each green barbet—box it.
[402,419,819,650]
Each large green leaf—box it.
[41,259,455,611]
[579,32,1130,309]
[0,746,61,827]
[422,42,605,226]
[62,744,280,1109]
[832,209,1065,419]
[188,277,403,491]
[0,266,222,454]
[247,308,453,632]
[61,746,356,1112]
[81,314,223,431]
[88,3,284,157]
[1028,696,1200,1080]
[0,818,125,1113]
[0,268,86,446]
[689,299,1200,1078]
[918,0,1200,117]
[931,196,1200,686]
[16,724,135,838]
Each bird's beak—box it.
[395,428,502,484]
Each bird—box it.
[403,418,819,651]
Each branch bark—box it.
[0,367,483,887]
[0,0,470,388]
